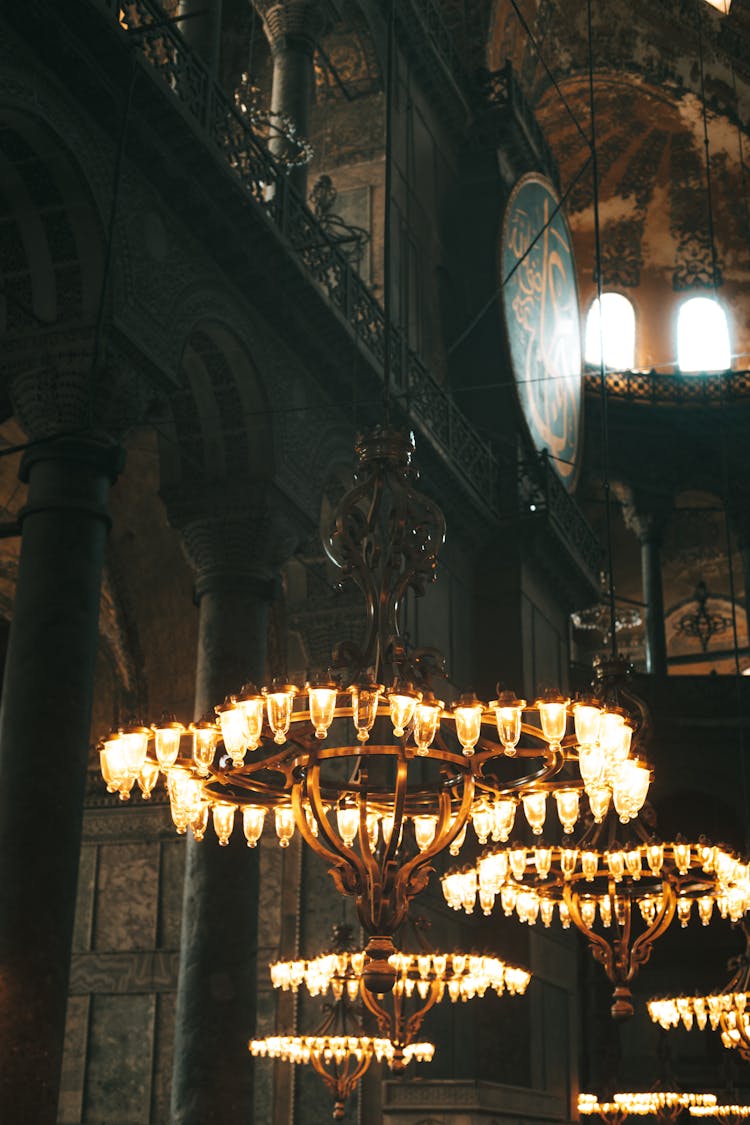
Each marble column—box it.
[730,509,750,655]
[621,491,671,677]
[258,0,330,197]
[168,487,298,1125]
[0,434,124,1124]
[178,0,224,77]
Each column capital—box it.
[163,481,302,600]
[616,485,673,546]
[255,0,335,56]
[7,329,158,441]
[18,433,125,529]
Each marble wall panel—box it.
[156,838,185,949]
[93,843,158,951]
[73,845,97,953]
[83,994,155,1122]
[150,992,175,1123]
[58,996,90,1124]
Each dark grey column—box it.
[620,489,671,677]
[178,0,223,76]
[0,434,123,1124]
[637,514,668,677]
[730,510,750,656]
[168,489,298,1125]
[258,1,330,197]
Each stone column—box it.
[168,486,298,1125]
[730,509,750,655]
[621,490,671,677]
[0,434,124,1124]
[178,0,224,77]
[258,0,331,197]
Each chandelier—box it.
[691,1108,750,1122]
[98,428,653,993]
[579,1093,718,1124]
[249,1002,433,1122]
[233,72,314,168]
[647,928,750,1058]
[571,571,643,642]
[442,818,750,1019]
[266,923,530,1070]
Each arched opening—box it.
[676,297,731,373]
[584,293,636,370]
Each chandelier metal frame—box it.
[443,815,750,1019]
[579,1092,718,1125]
[99,429,654,992]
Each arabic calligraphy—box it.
[501,175,582,489]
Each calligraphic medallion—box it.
[500,173,582,490]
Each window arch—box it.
[584,293,636,371]
[677,297,731,373]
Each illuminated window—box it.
[677,297,731,373]
[703,0,731,13]
[584,293,636,371]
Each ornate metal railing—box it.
[91,0,499,515]
[477,62,561,190]
[584,369,750,405]
[519,452,602,583]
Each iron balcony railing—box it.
[583,369,750,406]
[90,0,499,515]
[518,451,602,584]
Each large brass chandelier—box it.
[442,813,750,1019]
[99,427,654,991]
[250,921,529,1117]
[579,1093,718,1124]
[647,927,750,1059]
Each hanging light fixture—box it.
[99,428,654,990]
[252,921,529,1116]
[691,1108,750,1122]
[266,923,530,1076]
[579,1092,718,1124]
[647,927,750,1059]
[442,807,750,1020]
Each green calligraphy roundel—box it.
[501,173,582,490]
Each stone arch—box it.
[159,311,275,489]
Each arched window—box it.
[677,297,731,373]
[584,293,636,370]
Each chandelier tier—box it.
[99,428,652,992]
[249,1017,433,1121]
[443,823,750,1019]
[690,1109,750,1122]
[647,928,750,1059]
[268,930,530,1072]
[579,1093,718,1124]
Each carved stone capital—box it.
[163,481,301,598]
[6,328,159,440]
[255,0,334,55]
[615,484,672,546]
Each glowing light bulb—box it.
[216,701,250,765]
[471,798,493,845]
[491,798,516,842]
[579,743,605,788]
[573,701,601,747]
[275,806,296,847]
[337,804,359,848]
[137,759,160,799]
[236,684,265,750]
[453,694,484,757]
[413,814,438,852]
[243,805,266,847]
[388,683,421,738]
[554,788,580,833]
[536,694,570,745]
[153,718,184,770]
[264,684,297,744]
[307,681,338,740]
[212,802,236,845]
[582,851,598,881]
[192,722,218,777]
[561,848,578,877]
[490,692,526,755]
[413,696,443,754]
[350,683,382,743]
[587,785,610,823]
[522,790,547,835]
